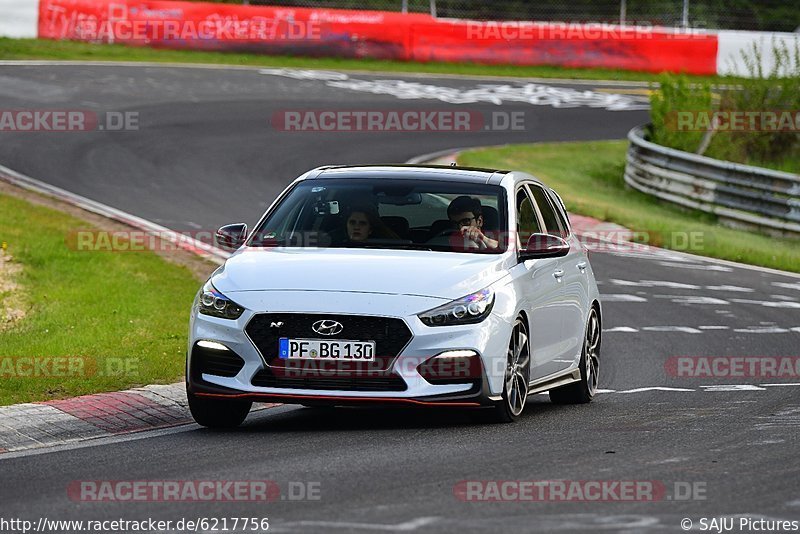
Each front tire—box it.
[476,317,531,423]
[549,307,600,404]
[187,391,252,428]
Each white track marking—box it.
[773,282,800,291]
[617,387,695,393]
[701,385,766,392]
[260,70,649,111]
[599,294,648,302]
[609,279,701,289]
[603,324,800,334]
[653,295,730,305]
[734,327,791,333]
[705,285,755,292]
[642,326,703,334]
[259,68,350,81]
[327,79,649,110]
[756,406,800,429]
[647,457,691,464]
[605,249,689,261]
[730,298,800,309]
[656,261,733,272]
[615,282,754,293]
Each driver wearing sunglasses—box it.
[447,195,499,250]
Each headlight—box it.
[198,280,245,320]
[418,288,494,327]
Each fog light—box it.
[197,340,229,351]
[436,350,478,358]
[417,350,482,385]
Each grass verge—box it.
[458,140,800,273]
[0,190,208,406]
[0,37,738,84]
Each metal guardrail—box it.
[624,125,800,237]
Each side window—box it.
[547,189,571,236]
[516,188,542,248]
[528,185,564,238]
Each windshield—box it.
[248,178,508,253]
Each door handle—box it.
[577,261,587,272]
[553,269,565,280]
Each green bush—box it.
[709,39,800,170]
[649,74,712,153]
[649,39,800,173]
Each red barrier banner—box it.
[410,20,718,74]
[37,0,718,75]
[38,0,426,59]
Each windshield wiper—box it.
[330,241,436,252]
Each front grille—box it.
[191,344,245,378]
[251,368,407,392]
[245,313,413,372]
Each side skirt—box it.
[485,367,580,402]
[528,368,581,395]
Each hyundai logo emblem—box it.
[312,320,344,336]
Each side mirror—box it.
[215,223,248,251]
[520,233,570,260]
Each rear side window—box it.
[528,185,564,238]
[516,188,542,247]
[547,189,571,236]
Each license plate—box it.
[278,338,376,361]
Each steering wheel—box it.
[427,227,480,250]
[428,227,461,241]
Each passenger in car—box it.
[447,196,499,250]
[346,209,371,242]
[345,206,399,243]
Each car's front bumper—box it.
[187,291,513,406]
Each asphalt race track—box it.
[1,64,799,533]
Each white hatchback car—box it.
[187,165,602,426]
